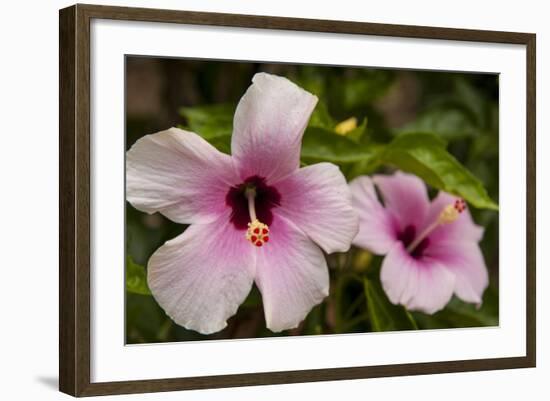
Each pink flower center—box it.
[398,225,430,259]
[225,176,281,247]
[226,176,281,230]
[403,198,467,258]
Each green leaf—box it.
[346,117,368,143]
[126,292,177,343]
[179,103,234,139]
[363,278,417,332]
[398,107,479,140]
[308,101,336,130]
[334,273,369,333]
[177,103,232,154]
[207,135,232,154]
[412,286,499,329]
[126,256,151,296]
[301,127,380,165]
[381,133,498,210]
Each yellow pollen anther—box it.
[438,199,466,224]
[246,219,270,247]
[406,199,466,253]
[438,204,460,224]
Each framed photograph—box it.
[59,4,536,397]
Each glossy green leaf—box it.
[363,278,417,332]
[334,273,369,333]
[381,133,498,210]
[398,107,479,140]
[301,127,380,165]
[346,117,368,143]
[412,286,499,329]
[179,103,234,139]
[177,104,232,154]
[126,292,171,343]
[207,135,232,155]
[126,256,151,296]
[308,101,336,130]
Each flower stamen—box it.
[246,219,270,247]
[245,187,270,246]
[406,199,466,253]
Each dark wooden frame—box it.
[59,3,536,397]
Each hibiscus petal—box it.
[231,73,318,182]
[380,243,455,314]
[274,163,358,254]
[426,192,484,245]
[349,176,399,254]
[127,127,240,224]
[373,171,430,230]
[147,211,255,334]
[254,215,329,332]
[426,240,489,305]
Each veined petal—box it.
[274,163,358,254]
[426,192,484,245]
[349,176,399,255]
[254,215,329,332]
[231,73,318,182]
[147,211,255,335]
[373,172,430,230]
[426,240,489,305]
[380,243,455,314]
[127,127,240,224]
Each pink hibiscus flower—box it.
[350,171,489,314]
[126,73,358,334]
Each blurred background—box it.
[125,57,499,344]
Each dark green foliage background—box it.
[125,57,499,344]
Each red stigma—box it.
[454,199,466,213]
[246,220,270,247]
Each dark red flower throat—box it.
[398,225,430,259]
[225,176,281,230]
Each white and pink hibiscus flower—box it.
[350,171,489,314]
[126,73,358,334]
